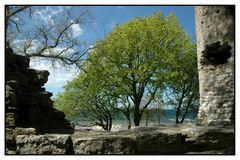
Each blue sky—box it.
[28,6,195,97]
[80,6,195,44]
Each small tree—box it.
[54,70,116,131]
[164,44,199,124]
[116,96,133,129]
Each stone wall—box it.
[14,126,235,154]
[5,43,74,154]
[195,6,234,126]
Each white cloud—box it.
[33,6,64,23]
[29,7,84,39]
[11,39,41,55]
[71,23,83,38]
[88,45,94,51]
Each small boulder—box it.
[15,127,37,136]
[6,91,17,107]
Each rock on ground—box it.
[16,134,73,154]
[13,125,234,155]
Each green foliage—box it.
[54,67,116,130]
[89,12,193,126]
[162,43,199,124]
[55,12,199,128]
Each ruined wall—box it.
[5,43,74,154]
[195,6,234,126]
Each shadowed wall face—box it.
[195,6,234,126]
[5,43,74,154]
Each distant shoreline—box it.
[74,119,197,131]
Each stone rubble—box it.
[5,43,74,154]
[14,126,234,155]
[16,134,73,154]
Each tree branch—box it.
[6,6,29,20]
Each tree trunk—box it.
[108,116,112,131]
[134,106,141,126]
[157,113,160,126]
[101,123,108,131]
[145,117,149,126]
[127,119,131,130]
[175,108,180,124]
[121,107,132,130]
[126,113,131,129]
[134,113,141,126]
[180,108,188,124]
[180,93,194,124]
[176,86,186,124]
[105,117,109,131]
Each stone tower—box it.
[195,6,234,126]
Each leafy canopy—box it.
[55,12,198,126]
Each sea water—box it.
[74,109,197,131]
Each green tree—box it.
[163,44,199,124]
[89,12,192,126]
[54,63,117,131]
[115,96,133,129]
[55,12,198,129]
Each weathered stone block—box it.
[72,136,137,154]
[6,112,18,127]
[16,134,73,154]
[17,95,39,106]
[135,132,187,154]
[39,99,54,108]
[5,43,75,154]
[6,128,16,145]
[6,72,28,87]
[25,68,41,85]
[25,69,49,86]
[6,106,19,112]
[190,128,234,154]
[7,80,20,90]
[14,54,30,68]
[36,70,50,85]
[6,91,17,107]
[15,127,37,136]
[28,91,53,99]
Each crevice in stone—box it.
[66,136,75,155]
[201,41,232,66]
